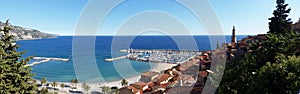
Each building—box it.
[151,73,174,89]
[119,86,138,94]
[141,71,159,83]
[131,82,149,94]
[119,82,149,94]
[179,74,195,86]
[292,18,300,33]
[231,26,236,44]
[165,86,194,94]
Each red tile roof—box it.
[127,86,139,94]
[199,70,208,77]
[155,74,172,83]
[130,82,148,90]
[142,71,159,77]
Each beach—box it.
[38,62,177,93]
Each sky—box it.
[0,0,299,35]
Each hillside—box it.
[0,21,55,40]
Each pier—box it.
[25,57,70,67]
[105,56,127,62]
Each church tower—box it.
[231,26,236,43]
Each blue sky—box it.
[0,0,299,35]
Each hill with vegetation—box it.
[0,21,55,40]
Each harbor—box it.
[105,49,202,64]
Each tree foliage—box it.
[218,0,300,93]
[101,86,111,94]
[60,83,65,90]
[41,77,47,86]
[70,78,78,89]
[268,0,292,34]
[250,55,300,93]
[52,81,57,89]
[121,79,128,86]
[0,20,36,93]
[82,82,91,93]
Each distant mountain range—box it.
[0,21,56,40]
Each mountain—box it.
[0,21,56,40]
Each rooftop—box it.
[142,71,159,77]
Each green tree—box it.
[218,0,300,93]
[74,79,78,88]
[82,83,91,93]
[60,83,65,90]
[40,87,48,94]
[70,79,74,84]
[268,0,292,34]
[101,86,111,94]
[41,78,47,86]
[33,79,37,85]
[249,55,300,94]
[121,79,128,86]
[0,20,36,93]
[52,81,57,89]
[111,86,118,94]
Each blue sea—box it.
[16,35,246,82]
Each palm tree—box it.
[74,79,79,88]
[52,82,58,89]
[101,86,111,94]
[40,87,48,94]
[60,83,65,90]
[121,79,128,86]
[70,79,75,90]
[33,80,37,84]
[41,78,47,87]
[82,83,91,93]
[111,87,118,94]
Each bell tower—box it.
[231,26,236,43]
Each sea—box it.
[16,35,247,82]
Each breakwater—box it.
[25,57,69,67]
[104,56,127,62]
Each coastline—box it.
[21,36,218,93]
[16,36,58,41]
[36,62,177,93]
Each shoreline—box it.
[32,48,199,93]
[35,62,177,93]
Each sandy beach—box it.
[39,62,177,93]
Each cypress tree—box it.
[0,20,36,93]
[268,0,292,34]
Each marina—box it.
[105,49,202,64]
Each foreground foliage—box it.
[218,0,300,93]
[0,20,37,93]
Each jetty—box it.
[105,56,127,62]
[25,57,69,67]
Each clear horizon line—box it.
[56,34,256,36]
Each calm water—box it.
[16,35,246,82]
